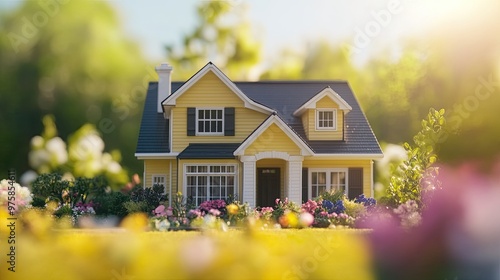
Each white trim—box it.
[370,160,374,198]
[315,109,337,131]
[135,152,179,159]
[195,107,224,136]
[308,168,348,200]
[162,63,274,115]
[169,109,173,152]
[169,160,173,207]
[234,114,314,156]
[293,87,352,117]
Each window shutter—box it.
[302,168,308,203]
[224,107,235,136]
[348,168,363,199]
[187,107,196,136]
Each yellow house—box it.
[135,62,382,208]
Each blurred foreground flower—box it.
[365,161,500,280]
[0,179,32,213]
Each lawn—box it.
[1,213,374,280]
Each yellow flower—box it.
[226,203,239,215]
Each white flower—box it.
[29,149,50,169]
[155,219,170,232]
[46,137,68,165]
[107,162,122,174]
[30,135,45,149]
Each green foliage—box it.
[128,184,167,215]
[384,108,446,207]
[0,0,148,176]
[318,189,345,204]
[166,1,261,80]
[31,173,70,204]
[123,201,148,214]
[92,191,130,218]
[72,176,108,204]
[343,198,366,219]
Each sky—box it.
[0,0,487,65]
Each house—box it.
[135,62,382,208]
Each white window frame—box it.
[184,164,238,206]
[316,109,337,131]
[152,174,167,194]
[196,108,224,136]
[308,168,348,199]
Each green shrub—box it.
[72,176,108,204]
[123,201,148,214]
[31,173,70,203]
[92,191,130,218]
[343,198,366,219]
[129,184,167,215]
[319,189,345,203]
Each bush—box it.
[92,191,130,218]
[72,176,108,204]
[129,184,167,215]
[123,201,148,214]
[31,173,70,203]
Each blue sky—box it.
[1,0,483,65]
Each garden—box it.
[2,108,500,279]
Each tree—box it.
[0,0,148,177]
[165,1,261,80]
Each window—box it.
[309,169,347,199]
[197,109,223,135]
[185,164,236,206]
[316,109,337,130]
[152,175,167,194]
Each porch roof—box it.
[177,143,241,159]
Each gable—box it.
[316,96,339,109]
[293,87,352,117]
[234,114,314,157]
[175,71,244,107]
[162,63,272,115]
[243,123,302,156]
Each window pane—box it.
[211,121,216,132]
[318,172,326,184]
[217,121,222,132]
[211,110,217,119]
[199,110,204,119]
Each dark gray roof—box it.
[136,83,170,153]
[136,81,382,156]
[178,143,240,159]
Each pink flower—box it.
[166,207,173,216]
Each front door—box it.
[257,168,281,207]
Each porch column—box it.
[241,156,256,208]
[287,156,303,205]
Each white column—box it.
[287,156,303,205]
[241,157,257,208]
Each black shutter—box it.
[224,107,235,136]
[348,167,363,199]
[187,107,196,136]
[302,168,308,203]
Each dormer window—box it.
[197,108,223,135]
[316,109,337,130]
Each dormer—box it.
[293,87,352,141]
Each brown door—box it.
[257,168,280,207]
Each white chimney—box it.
[155,63,173,113]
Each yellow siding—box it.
[244,123,301,156]
[171,71,268,152]
[301,112,309,139]
[177,159,242,197]
[256,159,287,197]
[316,96,340,109]
[303,159,372,196]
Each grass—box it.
[0,211,375,280]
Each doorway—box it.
[257,168,281,207]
